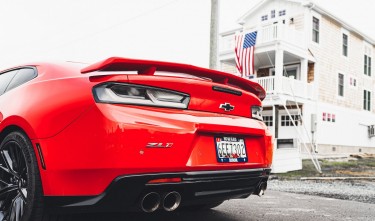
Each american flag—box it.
[235,31,257,77]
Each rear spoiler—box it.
[81,57,265,100]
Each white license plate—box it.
[214,136,248,163]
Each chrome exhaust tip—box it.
[140,192,161,213]
[162,191,181,212]
[257,182,267,197]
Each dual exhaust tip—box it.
[141,182,267,212]
[141,191,181,213]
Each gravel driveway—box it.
[268,179,375,204]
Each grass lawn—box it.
[273,157,375,179]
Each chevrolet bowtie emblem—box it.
[219,103,235,112]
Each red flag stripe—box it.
[234,32,257,77]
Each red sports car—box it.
[0,57,273,221]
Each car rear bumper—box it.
[37,105,273,196]
[44,168,271,213]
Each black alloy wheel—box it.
[0,132,43,221]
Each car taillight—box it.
[251,106,263,121]
[93,83,190,109]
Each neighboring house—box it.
[219,0,375,172]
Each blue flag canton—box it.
[243,31,257,49]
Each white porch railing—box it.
[256,23,306,47]
[220,23,306,53]
[254,76,314,100]
[257,76,275,93]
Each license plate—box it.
[214,136,248,163]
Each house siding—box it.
[292,13,304,31]
[243,0,305,31]
[308,63,314,83]
[218,0,375,157]
[309,15,375,112]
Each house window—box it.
[364,90,371,111]
[263,116,273,127]
[364,54,372,76]
[312,17,319,43]
[261,15,268,21]
[364,44,372,76]
[349,75,357,88]
[271,10,276,18]
[279,10,286,16]
[323,113,336,123]
[342,33,348,56]
[281,115,300,127]
[338,73,344,97]
[285,68,297,79]
[270,64,299,79]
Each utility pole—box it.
[209,0,219,70]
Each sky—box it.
[0,0,374,69]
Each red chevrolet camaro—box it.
[0,57,273,221]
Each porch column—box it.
[301,58,308,83]
[275,49,284,92]
[301,58,308,97]
[274,105,279,139]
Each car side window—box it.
[0,70,18,95]
[5,68,37,92]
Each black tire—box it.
[182,201,224,211]
[0,131,46,221]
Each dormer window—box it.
[261,15,268,21]
[271,10,276,18]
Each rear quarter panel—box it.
[0,64,94,139]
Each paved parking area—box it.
[66,190,375,221]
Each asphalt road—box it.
[66,190,375,221]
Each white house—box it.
[219,0,375,172]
